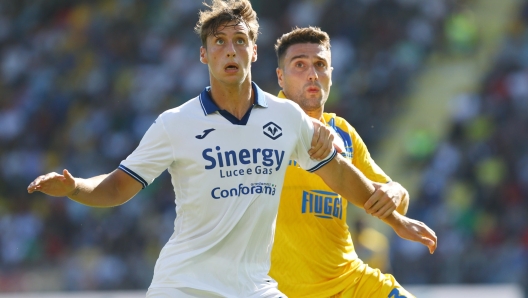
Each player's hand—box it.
[309,119,335,160]
[389,213,437,254]
[27,169,77,197]
[364,182,404,219]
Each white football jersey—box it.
[120,83,336,297]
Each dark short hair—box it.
[275,26,330,68]
[195,0,259,47]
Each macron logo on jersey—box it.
[196,128,215,139]
[263,122,282,140]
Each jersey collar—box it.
[199,82,268,115]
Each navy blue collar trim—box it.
[198,82,268,118]
[218,108,253,125]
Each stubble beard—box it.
[298,92,325,113]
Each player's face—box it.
[200,21,257,87]
[277,43,333,114]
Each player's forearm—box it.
[68,174,124,207]
[316,154,376,207]
[379,210,402,228]
[378,210,415,235]
[379,211,413,239]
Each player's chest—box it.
[171,116,297,174]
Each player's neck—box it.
[209,79,254,120]
[305,108,324,122]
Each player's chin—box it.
[304,92,321,99]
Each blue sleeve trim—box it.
[118,165,148,189]
[307,149,337,172]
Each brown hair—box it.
[195,0,259,47]
[275,26,331,68]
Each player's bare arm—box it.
[364,181,409,219]
[314,155,437,254]
[27,169,142,207]
[315,154,375,205]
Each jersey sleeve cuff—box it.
[118,164,148,189]
[307,149,337,173]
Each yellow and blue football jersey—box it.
[269,91,393,298]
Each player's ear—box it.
[251,44,257,62]
[200,46,208,64]
[329,66,333,87]
[276,67,284,88]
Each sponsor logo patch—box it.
[263,122,282,140]
[302,190,343,219]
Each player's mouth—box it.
[224,63,239,73]
[306,86,320,93]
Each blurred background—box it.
[0,0,526,296]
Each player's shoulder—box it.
[264,91,305,114]
[323,112,357,135]
[264,91,293,106]
[158,96,201,120]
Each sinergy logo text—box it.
[202,146,286,178]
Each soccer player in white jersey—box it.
[27,1,437,297]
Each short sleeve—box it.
[344,120,391,183]
[119,116,174,188]
[292,107,336,172]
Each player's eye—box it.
[216,39,224,45]
[316,61,326,68]
[295,62,304,68]
[236,38,245,45]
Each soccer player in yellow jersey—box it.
[270,27,421,298]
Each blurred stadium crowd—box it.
[0,0,524,294]
[392,1,528,290]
